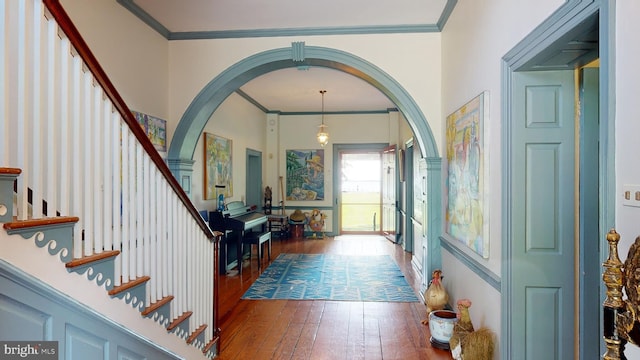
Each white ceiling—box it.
[121,0,453,113]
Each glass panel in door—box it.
[339,152,382,233]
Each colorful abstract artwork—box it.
[445,92,489,258]
[204,133,233,200]
[133,111,167,152]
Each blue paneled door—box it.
[510,70,575,359]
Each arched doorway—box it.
[167,43,444,276]
[168,44,438,162]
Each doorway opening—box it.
[245,149,262,208]
[339,151,382,234]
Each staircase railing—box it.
[1,0,218,356]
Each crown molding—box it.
[436,0,457,31]
[168,25,441,40]
[116,0,170,38]
[117,0,452,40]
[236,89,398,115]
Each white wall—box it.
[61,0,169,121]
[615,1,640,258]
[615,0,640,357]
[439,0,565,348]
[399,112,414,146]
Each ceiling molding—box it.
[278,109,398,116]
[117,0,170,38]
[117,0,450,40]
[236,87,397,115]
[235,89,268,113]
[167,25,441,40]
[436,0,458,31]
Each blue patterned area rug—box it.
[241,253,419,302]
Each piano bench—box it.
[243,231,272,269]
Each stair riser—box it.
[6,224,74,263]
[67,257,117,291]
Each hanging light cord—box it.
[317,90,329,147]
[320,90,326,124]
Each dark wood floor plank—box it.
[290,310,321,359]
[252,303,297,359]
[310,301,347,359]
[272,321,304,360]
[346,302,365,360]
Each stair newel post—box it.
[602,228,626,360]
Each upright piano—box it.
[209,201,267,275]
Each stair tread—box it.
[0,167,22,175]
[4,216,80,230]
[108,276,151,296]
[65,250,120,268]
[167,311,193,331]
[141,295,174,316]
[203,336,219,354]
[186,324,207,344]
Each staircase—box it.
[0,1,220,359]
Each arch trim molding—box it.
[167,44,439,163]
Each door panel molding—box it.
[510,70,575,360]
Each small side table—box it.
[290,223,304,239]
[267,214,289,239]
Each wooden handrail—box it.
[42,0,212,238]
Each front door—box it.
[339,151,382,233]
[509,70,575,359]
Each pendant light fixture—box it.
[316,90,329,147]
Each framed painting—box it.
[286,149,324,201]
[445,92,490,258]
[133,111,167,152]
[204,133,233,200]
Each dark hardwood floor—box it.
[216,234,453,360]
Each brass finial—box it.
[603,228,624,309]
